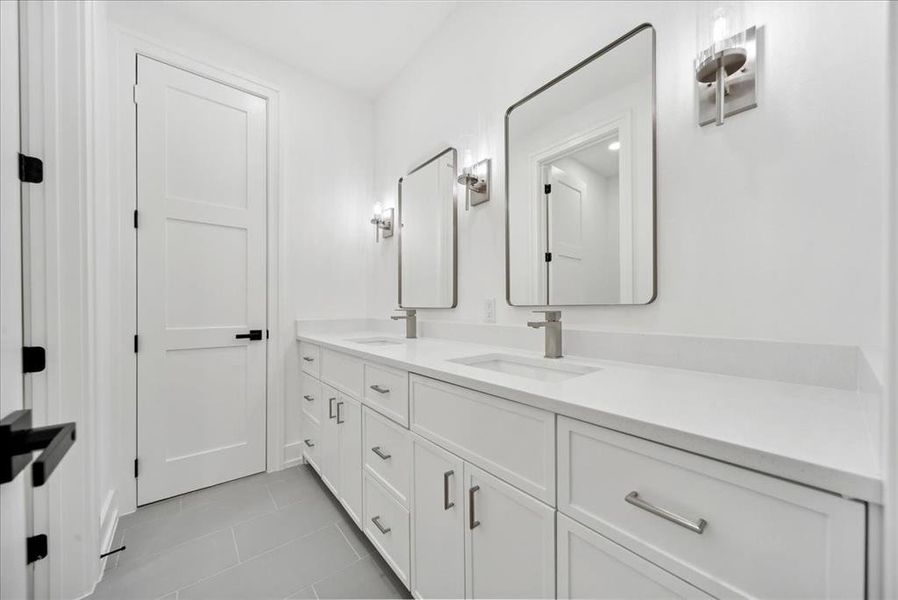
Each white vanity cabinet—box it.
[298,340,869,600]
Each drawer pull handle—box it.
[303,439,315,447]
[625,491,707,535]
[469,485,480,529]
[303,394,314,402]
[328,397,337,419]
[443,470,455,510]
[371,446,391,460]
[369,384,390,394]
[302,356,315,362]
[371,516,391,534]
[336,401,345,424]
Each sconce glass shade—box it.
[696,2,745,65]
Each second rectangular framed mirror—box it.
[506,24,656,306]
[398,147,458,308]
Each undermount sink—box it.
[347,336,406,346]
[449,353,599,383]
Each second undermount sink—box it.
[347,336,406,346]
[449,353,599,383]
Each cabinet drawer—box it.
[558,513,711,599]
[557,417,865,599]
[410,374,555,504]
[364,407,411,507]
[321,348,363,397]
[301,419,321,474]
[363,362,409,426]
[364,472,410,586]
[301,373,322,425]
[299,341,320,377]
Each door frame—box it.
[111,27,284,512]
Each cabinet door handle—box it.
[369,384,390,394]
[302,356,315,362]
[303,395,314,402]
[303,439,315,447]
[371,515,391,534]
[443,470,455,510]
[371,446,391,460]
[328,397,336,419]
[336,401,344,424]
[469,485,480,529]
[625,491,707,534]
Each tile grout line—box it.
[230,527,242,563]
[173,521,343,597]
[334,521,362,560]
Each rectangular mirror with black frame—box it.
[398,147,458,308]
[506,24,656,306]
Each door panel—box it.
[410,434,464,600]
[337,394,362,525]
[136,56,267,504]
[464,463,555,599]
[548,166,586,304]
[320,384,340,495]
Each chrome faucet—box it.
[527,310,562,358]
[391,309,417,339]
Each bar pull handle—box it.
[469,485,480,529]
[625,491,707,534]
[369,384,390,394]
[371,516,391,534]
[235,329,262,340]
[302,356,315,362]
[443,470,455,510]
[303,439,315,448]
[303,394,314,402]
[336,401,345,424]
[328,397,336,419]
[371,446,391,460]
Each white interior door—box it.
[0,1,30,596]
[547,166,587,304]
[136,56,267,505]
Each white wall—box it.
[369,1,888,349]
[103,0,374,514]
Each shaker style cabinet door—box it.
[319,383,340,495]
[463,463,555,599]
[557,513,712,599]
[410,434,465,599]
[337,394,363,525]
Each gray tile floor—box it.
[92,465,410,600]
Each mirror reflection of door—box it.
[545,132,622,305]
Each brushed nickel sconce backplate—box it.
[457,158,491,210]
[696,25,758,126]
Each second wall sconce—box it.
[370,202,393,242]
[457,158,491,210]
[695,2,758,126]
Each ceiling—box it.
[164,0,458,98]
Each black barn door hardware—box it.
[0,409,76,486]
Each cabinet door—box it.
[319,383,340,495]
[337,394,363,525]
[410,434,465,599]
[464,463,555,599]
[558,513,712,599]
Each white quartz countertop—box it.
[295,329,882,503]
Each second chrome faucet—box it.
[527,310,563,358]
[391,309,417,339]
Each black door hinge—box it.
[266,329,269,339]
[133,335,138,353]
[18,154,43,183]
[544,183,551,195]
[134,458,139,478]
[27,534,48,564]
[133,209,138,229]
[23,347,46,373]
[545,252,552,262]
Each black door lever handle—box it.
[1,410,76,487]
[235,329,263,341]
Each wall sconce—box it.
[370,202,393,242]
[457,146,491,210]
[695,2,758,126]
